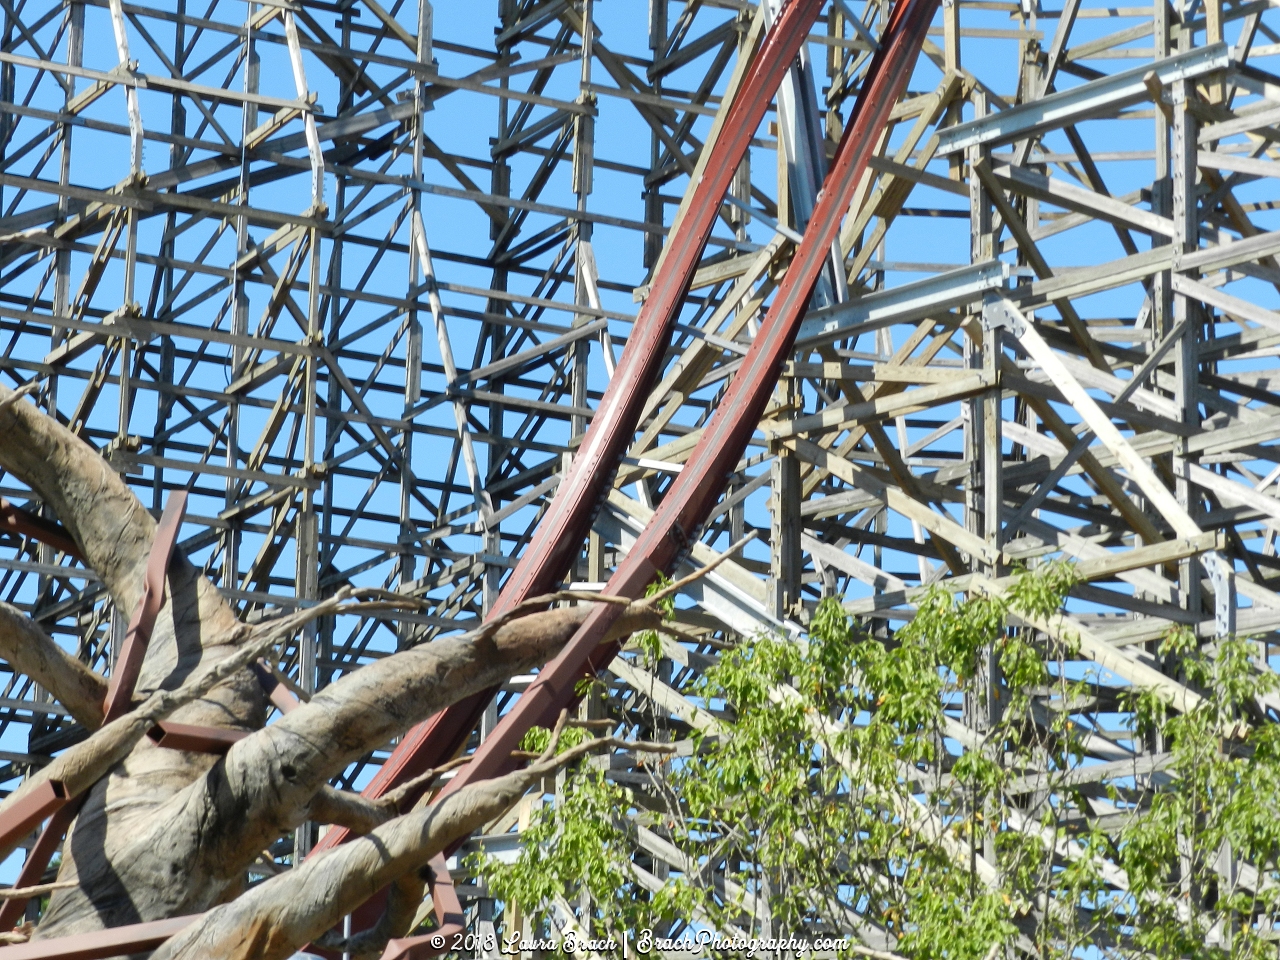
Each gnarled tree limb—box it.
[0,385,272,937]
[0,385,674,948]
[0,604,106,730]
[315,873,424,960]
[0,384,258,710]
[0,385,154,613]
[151,736,675,960]
[308,786,394,836]
[33,598,661,935]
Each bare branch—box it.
[636,531,759,609]
[313,873,423,960]
[537,708,572,763]
[0,382,157,615]
[0,380,40,416]
[0,922,32,945]
[34,596,664,936]
[469,589,632,646]
[380,755,471,813]
[0,881,75,900]
[0,588,419,860]
[308,786,395,836]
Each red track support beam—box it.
[0,500,81,562]
[378,854,465,960]
[427,0,942,829]
[0,798,84,931]
[0,915,197,959]
[0,781,68,864]
[102,491,188,723]
[146,722,250,755]
[478,0,826,616]
[313,0,828,852]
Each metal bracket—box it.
[1206,551,1238,639]
[981,294,1027,336]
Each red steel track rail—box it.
[311,0,828,852]
[416,0,942,829]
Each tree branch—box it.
[636,530,758,609]
[151,736,675,960]
[308,786,395,836]
[0,382,256,722]
[0,380,40,416]
[0,881,75,901]
[314,873,424,960]
[94,601,666,900]
[1,589,414,861]
[379,756,471,813]
[0,603,107,730]
[0,383,156,614]
[29,595,661,937]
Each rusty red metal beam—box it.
[378,853,465,960]
[101,491,188,723]
[0,781,69,865]
[146,721,249,755]
[0,500,81,562]
[477,0,827,617]
[312,0,828,851]
[0,799,83,931]
[0,915,198,959]
[425,0,942,828]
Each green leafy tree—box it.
[473,566,1280,959]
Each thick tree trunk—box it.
[0,384,660,949]
[0,386,266,936]
[35,605,656,936]
[150,737,659,960]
